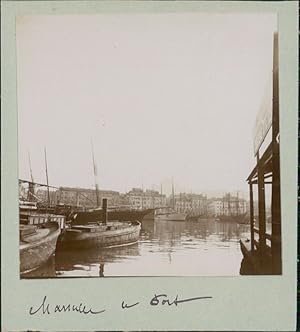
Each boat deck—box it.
[20,223,59,246]
[21,228,51,244]
[71,221,135,233]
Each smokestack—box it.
[102,198,108,224]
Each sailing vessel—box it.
[19,199,38,223]
[19,149,66,275]
[154,179,187,221]
[155,207,187,221]
[58,141,141,249]
[67,143,154,224]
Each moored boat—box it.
[155,208,187,221]
[218,213,248,224]
[154,178,187,221]
[20,214,65,275]
[142,209,155,221]
[19,200,38,223]
[58,142,143,250]
[186,214,207,221]
[57,220,141,249]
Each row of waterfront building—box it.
[24,185,248,217]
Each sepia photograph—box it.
[17,12,281,279]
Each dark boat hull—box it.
[20,224,61,275]
[70,209,154,224]
[218,214,248,223]
[142,210,155,220]
[58,221,141,249]
[186,215,207,221]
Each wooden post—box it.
[172,177,175,209]
[102,198,108,224]
[249,182,255,251]
[28,152,35,201]
[257,153,266,264]
[271,32,281,274]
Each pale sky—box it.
[17,13,276,195]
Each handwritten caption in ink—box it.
[29,294,213,316]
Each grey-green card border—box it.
[1,1,298,331]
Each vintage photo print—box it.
[17,12,280,278]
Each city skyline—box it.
[22,180,250,203]
[17,13,276,195]
[24,183,250,216]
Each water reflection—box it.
[55,243,140,277]
[21,255,56,279]
[23,219,250,278]
[142,218,248,247]
[99,263,104,277]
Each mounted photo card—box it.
[1,1,298,331]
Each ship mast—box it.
[222,193,225,216]
[91,139,100,207]
[236,191,239,216]
[141,179,144,209]
[28,151,35,201]
[180,192,182,213]
[44,147,50,207]
[228,192,231,216]
[152,188,154,209]
[172,177,175,209]
[28,151,34,183]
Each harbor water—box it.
[24,219,250,278]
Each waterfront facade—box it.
[33,185,249,217]
[36,186,167,210]
[36,187,121,208]
[207,196,248,217]
[126,188,166,209]
[174,193,207,216]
